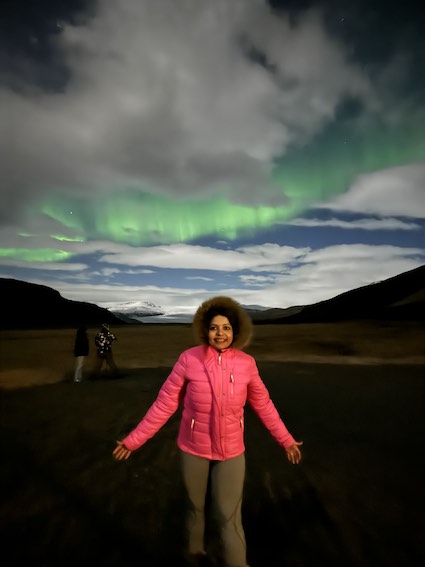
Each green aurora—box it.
[0,248,73,262]
[2,119,424,263]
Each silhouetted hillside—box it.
[2,265,424,329]
[254,264,425,324]
[0,279,127,330]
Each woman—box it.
[113,296,302,567]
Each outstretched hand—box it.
[285,441,303,464]
[113,440,132,461]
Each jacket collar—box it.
[204,345,234,363]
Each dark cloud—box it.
[2,0,391,221]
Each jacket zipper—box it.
[218,351,224,455]
[191,417,195,439]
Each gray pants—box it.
[180,451,248,567]
[74,356,85,382]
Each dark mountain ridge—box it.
[1,264,424,329]
[0,279,128,330]
[252,264,425,324]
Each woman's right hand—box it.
[112,440,132,461]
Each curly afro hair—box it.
[192,296,253,350]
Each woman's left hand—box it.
[113,440,132,461]
[285,441,303,464]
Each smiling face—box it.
[208,315,234,351]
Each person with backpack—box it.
[93,323,118,377]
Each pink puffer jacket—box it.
[122,343,296,460]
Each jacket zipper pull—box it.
[230,373,234,396]
[218,352,222,365]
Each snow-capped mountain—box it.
[109,301,165,319]
[108,301,273,323]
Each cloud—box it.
[1,0,379,221]
[12,242,423,312]
[0,259,87,271]
[319,163,425,218]
[125,269,155,274]
[233,244,424,308]
[238,274,277,286]
[98,242,310,272]
[288,217,421,230]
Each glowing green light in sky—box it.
[41,193,293,246]
[0,248,74,262]
[41,203,84,232]
[50,235,86,242]
[273,117,425,206]
[3,82,423,274]
[22,115,425,251]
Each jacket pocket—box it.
[190,417,195,440]
[229,373,235,398]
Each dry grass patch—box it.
[1,320,423,390]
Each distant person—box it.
[113,296,302,567]
[73,325,89,382]
[93,323,118,377]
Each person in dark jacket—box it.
[113,297,302,567]
[73,325,89,382]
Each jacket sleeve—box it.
[247,358,296,450]
[122,353,187,451]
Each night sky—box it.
[1,0,424,316]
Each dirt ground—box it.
[0,322,424,566]
[0,320,424,389]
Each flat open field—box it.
[1,320,424,389]
[0,322,424,566]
